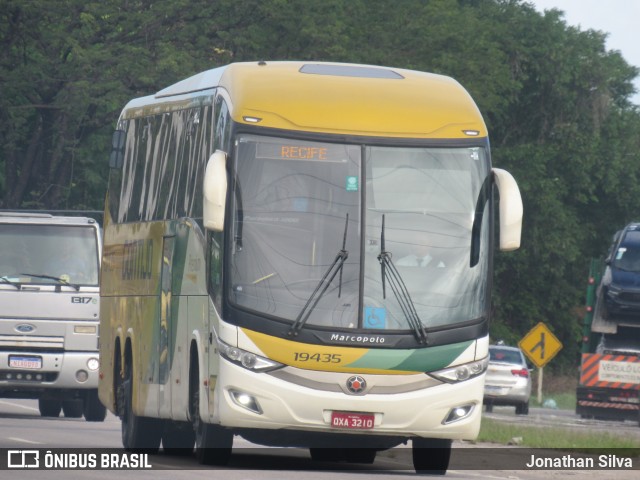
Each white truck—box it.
[0,212,105,421]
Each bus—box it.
[0,212,105,421]
[99,61,522,473]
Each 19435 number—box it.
[293,352,342,363]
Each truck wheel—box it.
[38,398,62,417]
[62,399,84,418]
[84,389,107,422]
[121,363,162,452]
[412,438,451,475]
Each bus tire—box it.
[190,351,232,465]
[412,437,451,475]
[121,363,162,453]
[84,389,107,422]
[162,422,195,455]
[62,399,84,418]
[38,398,62,418]
[346,448,377,464]
[309,448,345,462]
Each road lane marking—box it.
[0,399,39,412]
[7,437,43,445]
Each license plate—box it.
[331,412,375,430]
[9,356,42,370]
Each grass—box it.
[477,418,640,449]
[528,371,577,410]
[478,373,640,449]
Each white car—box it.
[483,345,532,415]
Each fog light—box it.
[443,404,474,424]
[76,370,89,383]
[229,389,262,414]
[87,357,99,371]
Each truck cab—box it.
[0,212,105,421]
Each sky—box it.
[528,0,640,105]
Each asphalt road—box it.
[0,399,638,479]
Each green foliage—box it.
[478,418,640,448]
[1,0,639,369]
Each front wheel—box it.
[412,438,452,475]
[62,399,84,418]
[162,422,195,455]
[38,398,62,418]
[190,353,232,465]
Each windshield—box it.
[229,134,491,332]
[0,224,99,286]
[613,232,640,272]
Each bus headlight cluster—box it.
[429,357,489,383]
[216,338,283,372]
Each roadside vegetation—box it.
[3,0,640,372]
[479,373,640,449]
[477,418,640,449]
[528,372,578,410]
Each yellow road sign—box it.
[518,322,562,368]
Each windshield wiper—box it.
[20,273,81,291]
[0,276,21,289]
[377,215,428,344]
[288,214,349,338]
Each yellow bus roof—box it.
[153,61,488,140]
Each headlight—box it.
[216,338,283,372]
[607,285,621,297]
[429,357,488,383]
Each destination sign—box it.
[257,142,348,162]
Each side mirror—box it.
[109,130,126,169]
[493,168,523,251]
[203,150,228,231]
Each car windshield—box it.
[612,230,640,271]
[489,348,523,364]
[229,134,491,332]
[0,224,99,286]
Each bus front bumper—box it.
[210,358,483,441]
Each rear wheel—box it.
[38,398,62,418]
[515,401,529,415]
[120,361,162,452]
[412,438,451,475]
[62,399,84,418]
[83,389,107,422]
[485,402,493,413]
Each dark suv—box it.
[602,223,640,319]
